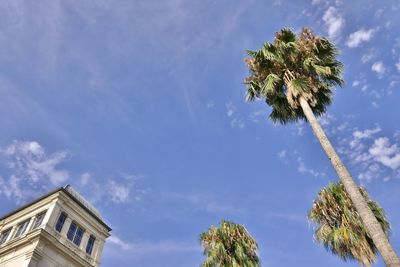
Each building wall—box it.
[0,189,110,267]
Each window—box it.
[55,212,67,232]
[86,235,96,255]
[32,211,47,230]
[67,222,85,246]
[0,229,11,245]
[14,220,30,238]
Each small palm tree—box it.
[200,220,260,267]
[309,182,390,267]
[245,27,399,266]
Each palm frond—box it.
[309,182,390,267]
[200,220,260,267]
[244,27,344,124]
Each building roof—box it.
[0,186,112,231]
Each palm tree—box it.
[245,27,400,266]
[309,182,390,267]
[200,220,260,267]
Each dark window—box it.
[0,229,11,245]
[86,235,96,255]
[67,222,77,240]
[14,220,30,238]
[32,211,47,230]
[55,212,67,232]
[67,221,85,246]
[74,227,84,246]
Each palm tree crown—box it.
[309,182,390,267]
[200,220,260,267]
[245,27,343,124]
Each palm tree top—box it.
[245,27,344,124]
[309,182,390,266]
[200,220,260,267]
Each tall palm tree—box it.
[200,220,260,267]
[245,27,400,266]
[309,182,390,267]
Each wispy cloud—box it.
[77,172,144,205]
[346,28,377,48]
[226,102,236,117]
[277,150,287,159]
[361,50,375,63]
[297,157,326,178]
[371,61,386,77]
[108,235,200,254]
[322,7,345,40]
[226,102,246,129]
[0,140,69,203]
[339,125,400,183]
[352,125,381,142]
[396,59,400,73]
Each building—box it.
[0,185,111,267]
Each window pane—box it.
[55,212,67,232]
[32,211,47,230]
[74,227,84,246]
[0,229,11,245]
[67,222,77,241]
[14,220,29,238]
[86,235,96,255]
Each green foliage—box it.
[245,27,344,124]
[309,182,390,266]
[200,220,260,267]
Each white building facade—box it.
[0,186,111,267]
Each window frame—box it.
[86,234,96,255]
[31,210,47,230]
[55,212,67,233]
[13,219,30,239]
[0,228,11,245]
[67,221,85,246]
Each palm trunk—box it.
[299,96,400,267]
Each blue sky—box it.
[0,0,400,266]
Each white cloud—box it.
[369,137,400,170]
[353,126,381,140]
[0,140,69,203]
[77,172,144,205]
[396,59,400,73]
[206,100,215,108]
[297,157,325,178]
[248,110,264,123]
[318,113,335,127]
[346,28,377,48]
[226,102,235,117]
[349,125,381,150]
[361,52,375,63]
[108,180,130,204]
[108,236,134,251]
[230,118,245,129]
[292,121,305,136]
[340,126,400,183]
[358,163,382,183]
[80,172,91,186]
[277,150,287,159]
[371,61,386,76]
[352,80,361,87]
[322,7,345,40]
